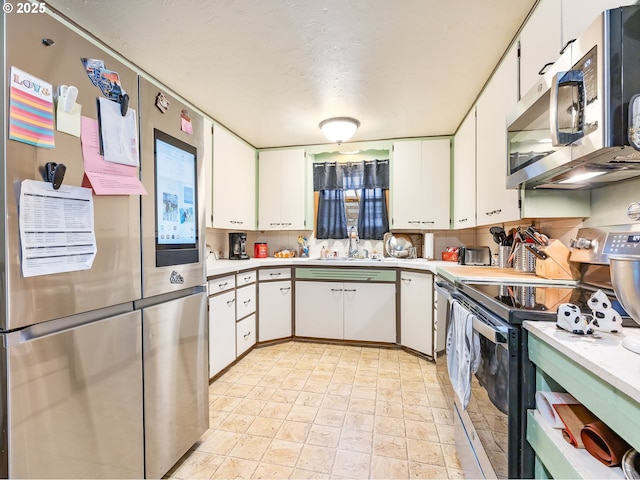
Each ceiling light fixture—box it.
[319,117,360,144]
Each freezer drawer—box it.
[143,291,208,479]
[5,310,144,479]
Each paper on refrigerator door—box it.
[19,179,97,277]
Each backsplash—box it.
[206,217,585,262]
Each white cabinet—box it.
[518,0,562,98]
[561,0,636,55]
[343,283,396,343]
[208,290,236,378]
[392,139,450,230]
[207,269,257,378]
[295,281,344,339]
[204,118,214,228]
[258,149,307,230]
[212,124,256,229]
[258,268,293,342]
[236,314,256,357]
[295,280,396,343]
[475,43,520,226]
[452,110,477,229]
[399,271,434,357]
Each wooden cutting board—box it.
[437,265,577,284]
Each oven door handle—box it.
[473,316,507,344]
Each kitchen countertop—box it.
[524,321,640,402]
[206,257,577,285]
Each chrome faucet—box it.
[348,226,359,258]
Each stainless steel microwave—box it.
[506,5,640,190]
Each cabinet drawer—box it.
[236,284,256,319]
[237,270,257,286]
[259,268,291,281]
[208,274,235,295]
[236,314,256,356]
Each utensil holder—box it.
[498,246,511,269]
[515,246,536,272]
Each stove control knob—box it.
[570,237,592,249]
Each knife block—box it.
[535,240,581,280]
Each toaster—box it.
[458,246,492,266]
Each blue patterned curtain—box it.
[313,159,389,240]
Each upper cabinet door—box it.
[476,43,520,226]
[561,0,637,49]
[392,139,450,230]
[452,111,477,229]
[519,0,562,98]
[212,125,256,229]
[258,149,306,230]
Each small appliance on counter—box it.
[254,242,268,258]
[458,246,492,265]
[229,232,250,259]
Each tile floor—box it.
[167,341,463,479]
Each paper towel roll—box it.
[535,391,580,428]
[423,233,434,259]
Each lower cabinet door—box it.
[400,271,434,356]
[295,281,344,339]
[343,283,396,343]
[258,280,292,342]
[208,290,236,378]
[236,314,256,356]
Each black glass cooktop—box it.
[459,282,630,325]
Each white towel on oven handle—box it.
[446,299,481,410]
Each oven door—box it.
[449,297,517,480]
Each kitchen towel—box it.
[553,403,598,448]
[446,300,480,410]
[581,420,631,467]
[535,391,581,428]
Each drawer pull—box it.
[280,287,291,293]
[330,288,343,292]
[343,288,357,292]
[270,272,282,277]
[218,281,228,289]
[243,332,251,339]
[243,276,252,282]
[226,299,235,306]
[243,299,251,306]
[401,277,412,282]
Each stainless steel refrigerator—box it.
[137,77,208,480]
[1,10,207,479]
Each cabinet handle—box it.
[279,287,291,293]
[230,220,244,225]
[218,281,228,289]
[458,218,468,223]
[226,299,235,306]
[243,276,252,282]
[401,277,412,282]
[269,222,280,226]
[343,288,357,292]
[281,222,292,226]
[243,299,251,306]
[485,209,502,216]
[408,221,421,224]
[559,38,575,55]
[330,288,343,292]
[244,332,251,339]
[537,62,554,76]
[422,221,435,224]
[270,272,282,277]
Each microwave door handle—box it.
[472,316,507,344]
[551,69,585,146]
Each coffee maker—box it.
[229,232,250,260]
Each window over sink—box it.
[312,150,389,240]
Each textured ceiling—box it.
[46,0,537,149]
